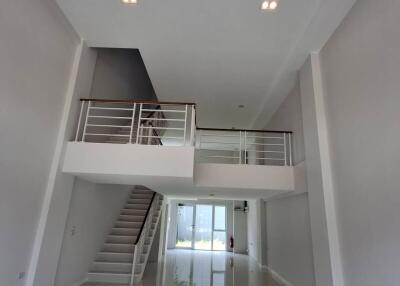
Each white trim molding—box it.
[267,266,294,286]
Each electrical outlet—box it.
[18,272,25,280]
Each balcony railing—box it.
[196,128,292,166]
[74,99,196,146]
[73,99,293,166]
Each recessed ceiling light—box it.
[209,194,215,197]
[122,0,137,4]
[261,1,269,10]
[269,1,278,9]
[238,105,245,108]
[261,0,278,10]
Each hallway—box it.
[82,249,280,286]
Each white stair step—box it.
[106,235,136,244]
[130,194,153,199]
[121,209,147,216]
[127,198,151,204]
[87,272,131,284]
[114,221,142,228]
[91,261,132,273]
[111,228,139,236]
[119,215,145,222]
[127,199,150,210]
[131,189,153,195]
[97,252,133,263]
[102,243,134,253]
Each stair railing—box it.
[130,193,160,286]
[75,99,196,146]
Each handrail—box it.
[80,98,196,106]
[197,127,293,134]
[134,192,156,245]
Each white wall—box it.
[54,179,131,286]
[319,0,400,285]
[247,199,264,264]
[0,1,79,285]
[263,82,315,285]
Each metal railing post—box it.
[283,133,287,166]
[288,133,293,166]
[244,131,247,165]
[136,104,143,144]
[147,123,153,145]
[75,101,85,141]
[190,105,196,146]
[183,104,188,146]
[239,131,242,164]
[129,103,137,144]
[82,101,91,142]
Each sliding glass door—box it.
[176,203,227,251]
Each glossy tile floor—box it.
[82,249,281,286]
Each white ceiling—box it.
[57,0,355,128]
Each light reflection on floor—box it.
[82,249,281,286]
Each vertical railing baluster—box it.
[239,131,242,164]
[129,103,137,144]
[82,101,91,142]
[147,124,152,145]
[75,101,85,141]
[244,131,247,165]
[183,104,188,146]
[190,105,196,146]
[136,104,143,144]
[289,133,293,166]
[283,133,287,166]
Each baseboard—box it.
[266,266,294,286]
[70,277,88,286]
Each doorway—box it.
[176,203,227,251]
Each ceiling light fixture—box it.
[261,0,278,10]
[122,0,137,4]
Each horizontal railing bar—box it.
[247,150,285,153]
[85,133,130,137]
[89,107,133,111]
[141,126,184,131]
[246,136,284,139]
[256,158,285,161]
[141,109,186,113]
[203,155,240,159]
[199,148,240,152]
[86,124,131,128]
[200,134,240,138]
[80,98,196,106]
[197,127,292,134]
[200,141,239,145]
[88,116,132,119]
[139,135,183,139]
[143,118,185,122]
[246,143,284,146]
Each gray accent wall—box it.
[90,49,157,101]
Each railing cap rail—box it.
[80,98,196,106]
[197,127,293,134]
[134,192,156,245]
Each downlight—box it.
[261,0,278,10]
[122,0,137,4]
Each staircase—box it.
[87,187,163,284]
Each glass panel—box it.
[214,206,226,230]
[212,272,225,286]
[194,205,213,250]
[176,204,194,248]
[213,231,226,250]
